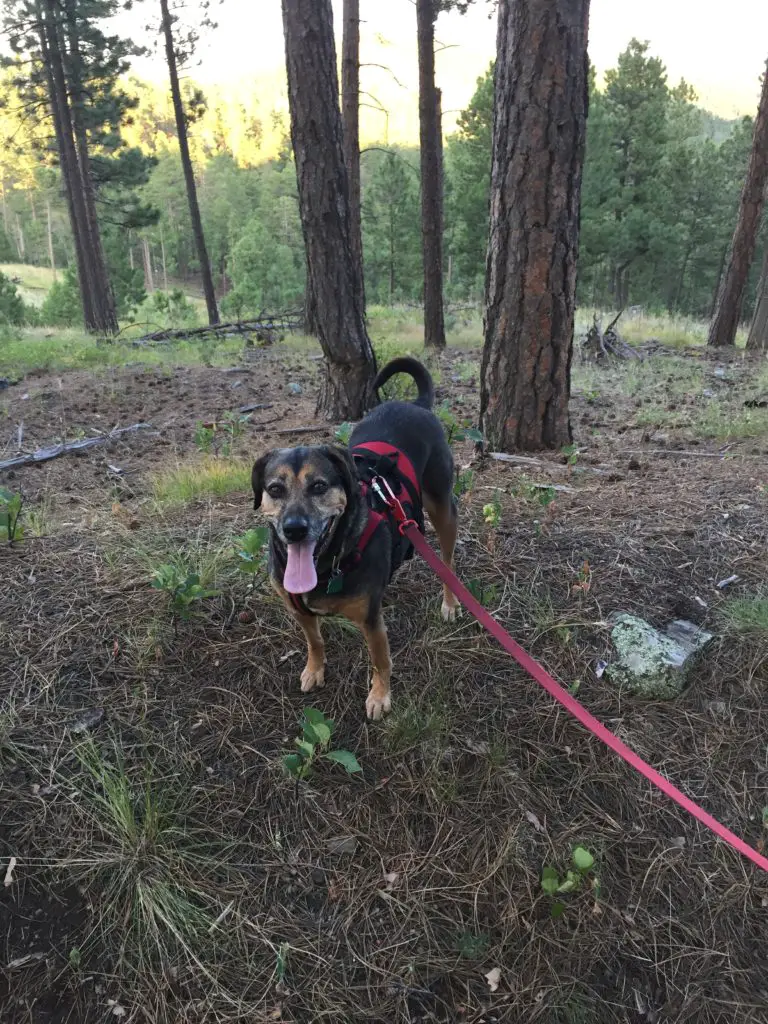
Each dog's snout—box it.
[283,514,310,542]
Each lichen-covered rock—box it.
[605,614,714,700]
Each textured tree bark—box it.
[142,237,155,292]
[160,0,219,326]
[342,0,364,289]
[282,0,376,419]
[481,0,590,451]
[46,199,55,274]
[62,0,119,335]
[746,246,768,351]
[708,60,768,348]
[417,0,445,350]
[38,0,96,330]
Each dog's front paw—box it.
[441,598,462,622]
[365,685,391,721]
[300,664,326,692]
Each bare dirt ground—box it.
[1,343,767,1024]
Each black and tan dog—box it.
[251,357,460,719]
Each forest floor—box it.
[1,326,767,1024]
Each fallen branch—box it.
[129,311,305,347]
[0,424,154,472]
[274,425,329,436]
[488,452,545,467]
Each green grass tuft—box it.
[721,593,768,636]
[151,457,251,507]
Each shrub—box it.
[40,271,82,327]
[0,272,28,326]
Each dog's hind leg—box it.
[423,492,462,622]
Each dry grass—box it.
[2,342,768,1023]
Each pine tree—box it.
[416,0,445,349]
[3,0,154,333]
[158,0,219,325]
[708,60,768,348]
[281,0,376,419]
[481,0,590,451]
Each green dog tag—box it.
[326,573,344,595]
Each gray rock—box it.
[605,614,714,700]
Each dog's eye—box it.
[266,483,285,499]
[309,480,328,495]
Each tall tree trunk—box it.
[14,216,25,261]
[481,0,590,451]
[708,59,768,348]
[38,0,96,330]
[142,237,155,292]
[417,0,445,350]
[746,246,768,350]
[160,225,169,291]
[342,0,364,292]
[282,0,376,419]
[160,0,219,325]
[46,199,55,274]
[61,0,119,335]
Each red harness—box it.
[284,442,422,615]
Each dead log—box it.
[0,424,154,472]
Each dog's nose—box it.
[283,515,310,542]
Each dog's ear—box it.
[319,445,358,500]
[251,451,273,510]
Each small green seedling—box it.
[436,401,484,445]
[220,409,251,440]
[482,496,502,527]
[0,487,24,544]
[282,708,362,780]
[334,421,353,445]
[234,527,269,574]
[151,564,219,623]
[453,468,474,498]
[467,578,498,609]
[562,443,580,467]
[541,845,597,919]
[194,422,216,452]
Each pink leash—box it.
[397,517,768,874]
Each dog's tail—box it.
[373,357,435,409]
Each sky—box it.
[121,0,768,141]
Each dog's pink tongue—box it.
[283,540,318,594]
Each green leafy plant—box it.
[436,401,484,445]
[151,564,219,623]
[541,845,597,919]
[282,708,362,780]
[334,421,353,445]
[194,411,251,456]
[0,487,24,543]
[482,495,502,527]
[194,421,216,452]
[453,468,474,498]
[466,578,498,609]
[220,409,251,442]
[562,443,580,466]
[234,527,269,574]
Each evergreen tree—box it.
[362,150,421,304]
